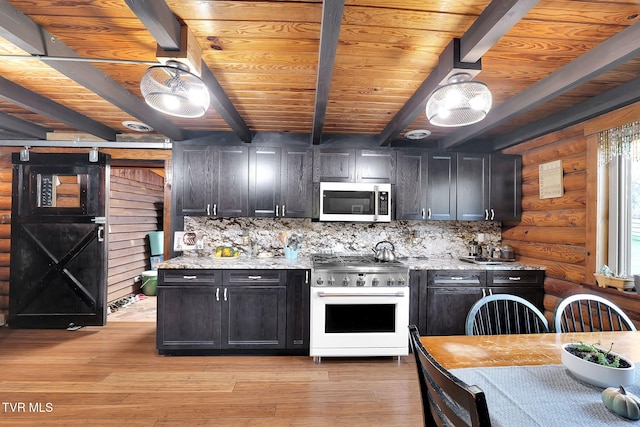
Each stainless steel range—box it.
[309,253,410,362]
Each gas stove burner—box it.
[311,253,409,288]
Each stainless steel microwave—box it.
[319,182,392,222]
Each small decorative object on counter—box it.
[602,385,640,420]
[281,232,302,260]
[501,244,514,259]
[468,239,479,256]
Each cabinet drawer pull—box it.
[508,276,522,281]
[183,275,197,280]
[450,276,464,280]
[247,275,262,280]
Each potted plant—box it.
[562,341,636,388]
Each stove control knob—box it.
[356,278,366,287]
[342,276,351,287]
[398,276,406,286]
[328,277,336,286]
[386,277,395,286]
[371,277,380,287]
[316,277,324,286]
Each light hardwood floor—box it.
[0,312,423,426]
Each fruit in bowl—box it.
[215,246,239,257]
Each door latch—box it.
[91,216,106,224]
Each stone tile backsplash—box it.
[183,217,501,259]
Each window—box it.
[599,121,640,276]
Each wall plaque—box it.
[539,160,564,199]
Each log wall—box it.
[503,102,640,329]
[0,146,171,324]
[108,169,164,302]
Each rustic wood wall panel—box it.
[503,109,640,328]
[108,171,164,303]
[0,147,171,323]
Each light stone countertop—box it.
[157,255,543,271]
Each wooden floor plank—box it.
[0,321,423,425]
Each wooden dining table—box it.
[420,330,640,369]
[420,331,640,426]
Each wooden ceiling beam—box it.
[311,0,345,145]
[0,110,49,140]
[492,76,640,151]
[377,0,539,146]
[0,76,115,141]
[126,0,252,143]
[0,1,183,141]
[441,20,640,150]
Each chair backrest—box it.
[553,293,637,332]
[409,325,492,427]
[465,294,549,335]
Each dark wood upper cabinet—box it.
[396,151,456,220]
[174,143,248,217]
[426,151,457,220]
[396,151,427,220]
[249,147,281,217]
[489,154,522,221]
[280,148,313,217]
[313,149,396,183]
[313,149,356,182]
[456,153,490,221]
[456,153,521,221]
[249,147,312,218]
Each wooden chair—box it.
[465,294,549,335]
[553,293,637,332]
[408,325,492,427]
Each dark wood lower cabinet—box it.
[409,269,544,336]
[156,269,309,355]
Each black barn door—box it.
[9,152,109,328]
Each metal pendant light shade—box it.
[140,60,210,118]
[426,73,492,127]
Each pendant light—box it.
[426,73,492,127]
[140,60,210,118]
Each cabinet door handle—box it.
[282,205,286,216]
[183,275,197,280]
[488,288,493,295]
[485,209,489,220]
[305,271,309,283]
[216,287,220,301]
[421,208,425,219]
[508,276,522,281]
[224,288,228,301]
[207,203,211,216]
[275,205,279,217]
[427,208,431,219]
[247,275,262,280]
[482,288,487,297]
[490,208,495,220]
[213,204,217,216]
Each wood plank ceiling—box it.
[0,0,638,152]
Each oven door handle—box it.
[317,291,406,297]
